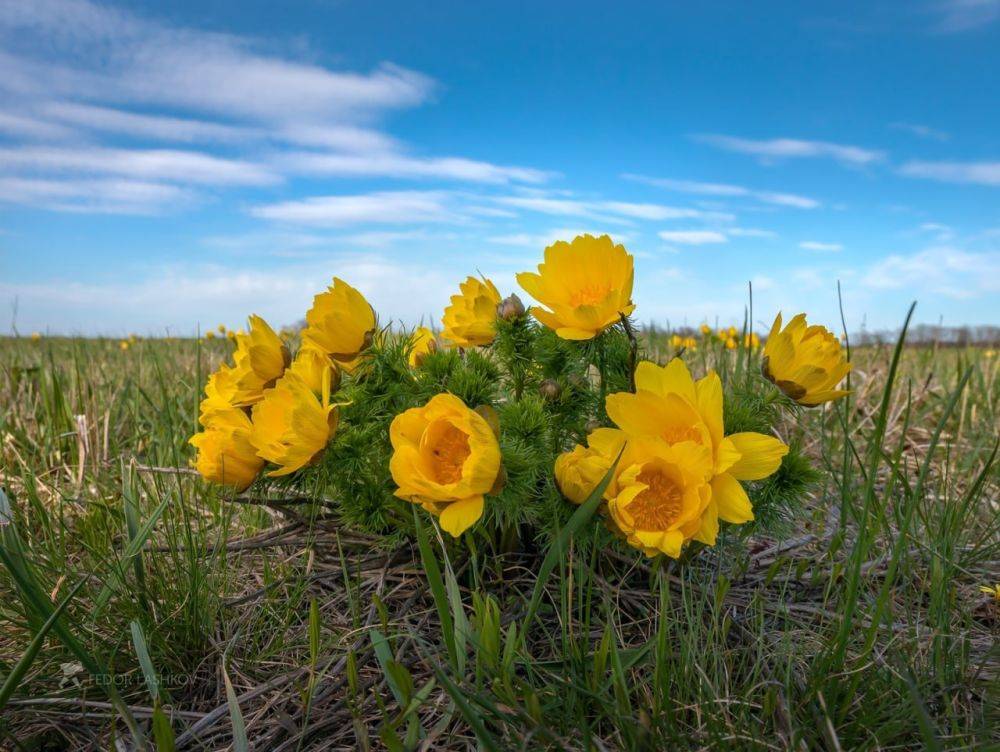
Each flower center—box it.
[568,285,610,308]
[627,470,682,530]
[428,423,471,484]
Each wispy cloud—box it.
[888,122,950,141]
[0,145,278,185]
[727,228,778,238]
[657,230,728,245]
[495,194,732,222]
[863,246,1000,298]
[800,241,843,252]
[279,152,549,185]
[932,0,1000,33]
[899,160,1000,186]
[692,134,885,165]
[0,176,194,214]
[622,173,820,209]
[250,190,456,227]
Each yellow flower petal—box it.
[726,432,789,481]
[711,472,754,524]
[439,495,485,537]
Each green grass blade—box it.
[0,578,86,711]
[130,620,161,702]
[221,658,249,752]
[413,508,458,670]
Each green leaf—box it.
[221,658,249,752]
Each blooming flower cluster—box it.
[190,232,851,561]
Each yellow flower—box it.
[554,428,624,504]
[727,326,738,338]
[205,330,216,340]
[603,358,789,538]
[250,370,339,476]
[407,326,437,367]
[671,334,683,348]
[725,337,737,350]
[217,323,226,334]
[700,324,712,336]
[189,407,264,492]
[516,234,635,340]
[389,393,501,536]
[119,340,129,350]
[607,438,715,558]
[199,365,239,419]
[288,345,342,396]
[31,332,42,341]
[441,276,501,348]
[979,584,1000,601]
[303,277,377,372]
[762,313,851,406]
[228,315,291,406]
[743,332,760,349]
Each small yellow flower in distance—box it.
[684,336,698,351]
[743,332,760,349]
[671,333,683,348]
[189,407,264,491]
[31,332,42,341]
[984,349,995,359]
[250,370,339,476]
[205,330,216,340]
[226,329,238,341]
[725,337,737,350]
[408,326,437,367]
[288,345,342,396]
[979,584,1000,601]
[217,323,226,334]
[119,340,129,350]
[700,323,712,336]
[716,329,728,342]
[607,438,715,558]
[516,234,635,340]
[762,313,851,406]
[303,277,377,372]
[229,315,291,406]
[389,393,501,536]
[727,326,738,338]
[441,276,502,348]
[604,358,789,535]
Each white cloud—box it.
[0,175,194,214]
[657,230,728,245]
[899,160,1000,186]
[494,194,730,222]
[0,111,76,140]
[250,190,456,227]
[728,228,777,238]
[933,0,1000,32]
[39,101,254,143]
[692,134,885,165]
[888,122,950,141]
[917,222,955,242]
[279,152,549,184]
[863,245,1000,298]
[0,145,278,185]
[621,173,820,209]
[486,228,628,249]
[800,241,843,252]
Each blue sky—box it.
[1,0,998,336]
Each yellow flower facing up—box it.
[389,393,501,536]
[303,277,377,372]
[408,326,437,367]
[189,407,264,492]
[228,315,291,406]
[601,359,789,544]
[516,234,635,340]
[762,313,851,406]
[441,277,501,348]
[250,370,339,476]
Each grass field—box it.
[0,327,997,750]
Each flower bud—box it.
[539,379,562,401]
[497,293,526,321]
